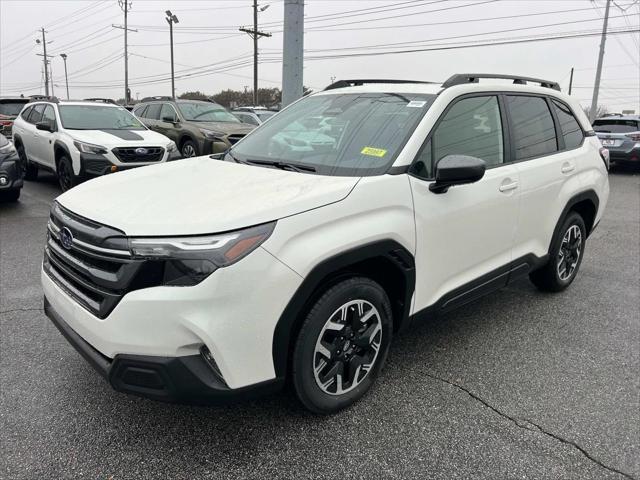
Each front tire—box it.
[56,155,78,192]
[530,211,587,292]
[292,277,393,414]
[181,140,198,158]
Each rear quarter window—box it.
[551,99,584,149]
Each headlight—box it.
[128,222,275,286]
[199,128,225,140]
[166,141,177,153]
[74,140,108,155]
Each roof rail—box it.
[83,97,117,104]
[27,95,59,103]
[140,96,174,102]
[324,79,436,91]
[442,74,561,91]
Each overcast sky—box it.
[1,0,638,111]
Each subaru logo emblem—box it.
[135,147,148,155]
[59,227,74,250]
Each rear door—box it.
[23,104,46,164]
[32,105,58,170]
[142,103,162,132]
[507,95,583,260]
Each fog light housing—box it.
[0,176,8,186]
[200,346,226,386]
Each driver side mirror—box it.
[36,120,54,133]
[162,115,177,124]
[429,154,486,194]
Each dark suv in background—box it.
[133,97,255,158]
[0,97,30,137]
[593,115,640,168]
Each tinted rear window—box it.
[593,119,640,133]
[507,95,557,160]
[0,101,28,116]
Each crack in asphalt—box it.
[425,371,636,480]
[0,307,44,315]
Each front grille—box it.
[227,134,245,145]
[43,202,161,318]
[112,146,164,163]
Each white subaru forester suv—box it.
[42,75,609,414]
[12,98,180,192]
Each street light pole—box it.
[165,10,179,100]
[60,54,69,99]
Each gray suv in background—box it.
[133,97,255,158]
[593,115,640,168]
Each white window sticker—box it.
[406,100,427,108]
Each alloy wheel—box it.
[182,144,196,157]
[557,224,582,281]
[313,299,382,396]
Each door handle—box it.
[499,181,519,192]
[561,163,575,174]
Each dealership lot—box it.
[0,171,638,479]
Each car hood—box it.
[56,157,359,236]
[68,128,172,147]
[194,121,255,134]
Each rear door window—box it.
[551,100,583,149]
[506,95,557,160]
[133,104,148,117]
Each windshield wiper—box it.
[245,159,316,173]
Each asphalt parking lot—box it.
[1,170,638,480]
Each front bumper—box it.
[44,297,283,404]
[42,244,302,398]
[0,157,23,191]
[79,149,181,177]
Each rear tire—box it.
[292,277,393,414]
[17,144,38,181]
[56,155,78,192]
[530,211,586,292]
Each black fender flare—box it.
[178,134,197,150]
[549,189,599,251]
[271,239,415,379]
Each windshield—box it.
[58,105,146,130]
[178,102,240,123]
[230,92,435,176]
[593,119,640,133]
[0,101,28,116]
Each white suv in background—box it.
[42,75,609,414]
[12,98,179,191]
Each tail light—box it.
[599,147,610,170]
[0,120,12,127]
[626,133,640,142]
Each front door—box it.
[409,95,519,312]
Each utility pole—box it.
[117,0,133,104]
[240,2,271,105]
[49,60,54,97]
[60,54,69,99]
[282,0,304,107]
[568,67,574,95]
[36,28,50,96]
[589,0,611,122]
[165,10,179,99]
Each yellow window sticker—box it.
[361,147,387,157]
